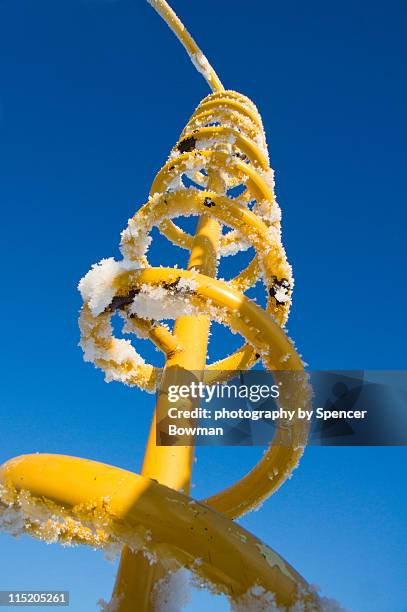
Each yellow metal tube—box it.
[112,206,221,608]
[0,2,321,609]
[146,0,223,93]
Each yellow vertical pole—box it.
[112,210,221,611]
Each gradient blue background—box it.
[0,0,406,610]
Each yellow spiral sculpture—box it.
[0,1,322,610]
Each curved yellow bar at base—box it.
[0,454,319,609]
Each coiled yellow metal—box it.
[79,90,293,390]
[0,1,321,610]
[76,83,310,511]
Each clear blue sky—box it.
[0,0,406,610]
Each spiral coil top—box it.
[79,90,294,391]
